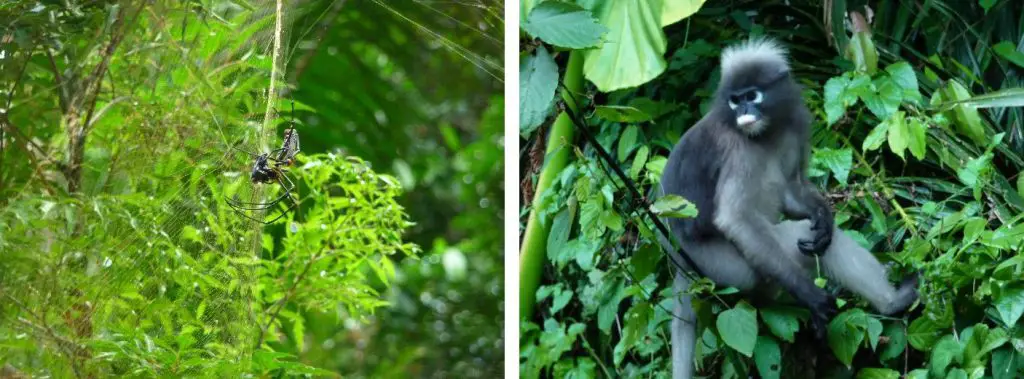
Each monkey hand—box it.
[798,209,833,256]
[809,295,838,341]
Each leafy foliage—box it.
[520,0,1024,377]
[1,0,500,377]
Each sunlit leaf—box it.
[661,0,706,26]
[579,0,668,92]
[846,31,878,75]
[522,2,608,49]
[650,194,698,218]
[886,111,908,160]
[856,368,900,379]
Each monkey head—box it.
[714,38,802,137]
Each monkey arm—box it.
[783,177,834,255]
[713,208,836,338]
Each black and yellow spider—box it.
[227,103,301,224]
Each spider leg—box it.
[253,173,299,224]
[224,189,292,210]
[230,144,259,158]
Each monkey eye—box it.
[728,99,738,110]
[751,90,763,104]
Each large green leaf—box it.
[520,46,559,136]
[522,2,607,49]
[760,306,804,343]
[660,0,706,26]
[935,88,1024,110]
[578,0,668,92]
[846,31,878,75]
[716,302,758,357]
[753,336,781,379]
[940,79,987,145]
[994,286,1024,327]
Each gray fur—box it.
[660,39,918,379]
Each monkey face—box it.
[727,86,766,135]
[719,67,794,137]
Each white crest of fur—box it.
[720,38,789,76]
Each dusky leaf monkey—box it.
[658,38,919,379]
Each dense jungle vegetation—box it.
[519,0,1024,378]
[0,0,503,377]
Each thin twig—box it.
[255,251,324,347]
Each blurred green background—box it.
[0,0,503,377]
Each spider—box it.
[226,103,301,224]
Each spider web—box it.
[0,0,501,376]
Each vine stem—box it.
[247,0,286,350]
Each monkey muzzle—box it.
[733,103,764,134]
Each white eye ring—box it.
[752,90,763,104]
[728,100,738,110]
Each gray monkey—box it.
[658,38,919,378]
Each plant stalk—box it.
[519,50,583,318]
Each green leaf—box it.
[660,0,706,26]
[935,88,1024,109]
[630,243,662,279]
[547,209,572,267]
[760,306,804,343]
[846,31,878,75]
[519,46,559,136]
[862,120,889,151]
[595,105,653,123]
[824,75,859,125]
[906,369,929,379]
[522,2,608,49]
[599,209,623,232]
[994,286,1024,327]
[579,0,668,91]
[579,199,605,239]
[957,153,991,188]
[879,322,907,362]
[629,97,679,120]
[979,0,996,13]
[597,282,627,333]
[908,317,943,351]
[991,347,1018,379]
[866,317,883,351]
[551,286,573,314]
[885,61,920,103]
[886,111,908,160]
[716,302,758,357]
[650,194,698,218]
[614,303,652,365]
[630,145,650,180]
[942,80,987,145]
[618,125,639,161]
[815,147,853,185]
[945,368,968,379]
[907,118,927,160]
[856,368,900,379]
[753,336,781,379]
[869,77,903,120]
[1017,173,1024,199]
[929,336,962,376]
[829,310,868,367]
[992,41,1024,69]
